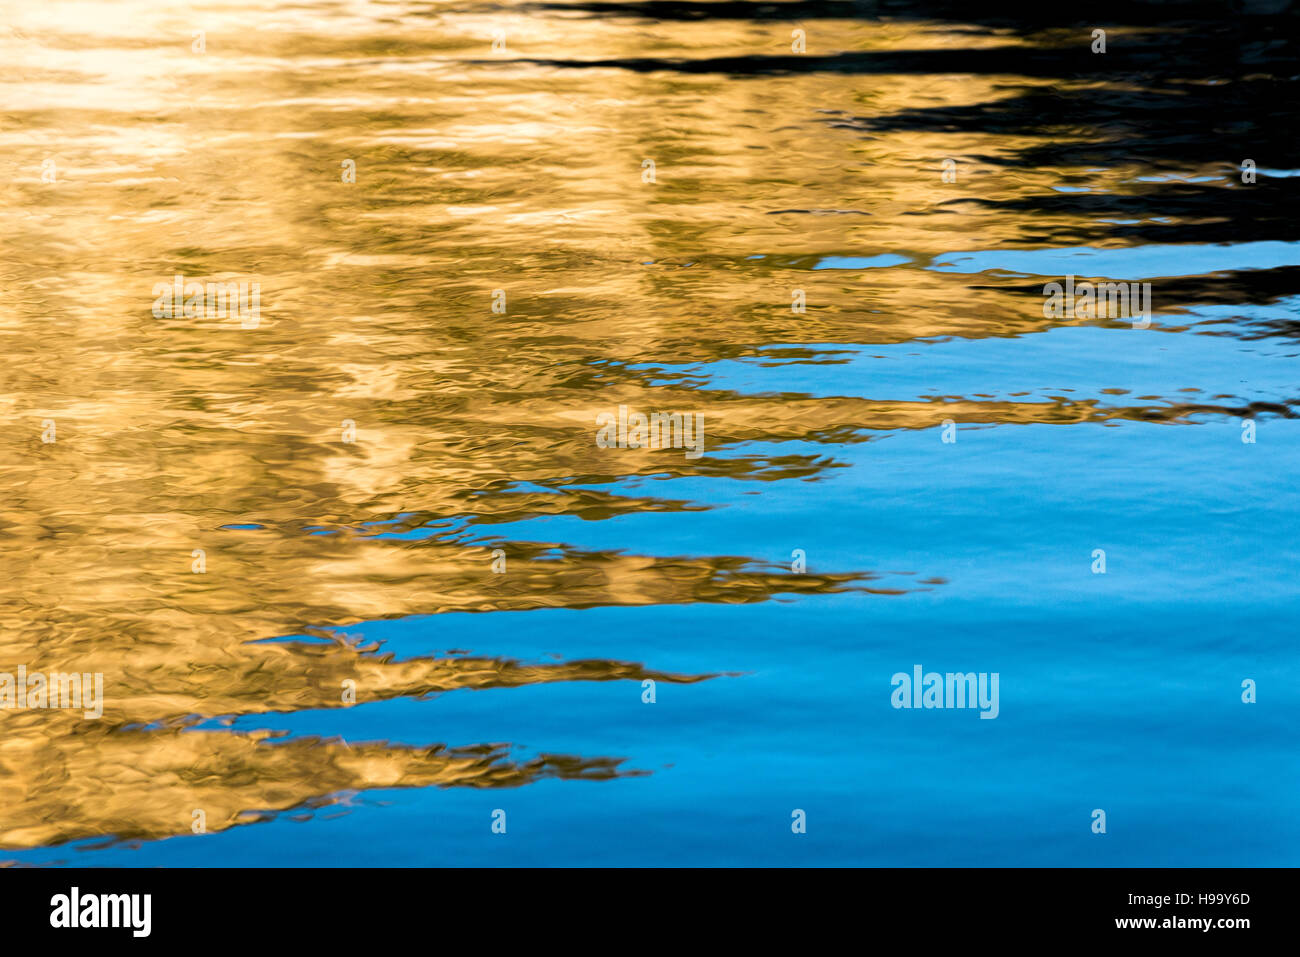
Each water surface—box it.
[1,0,1296,865]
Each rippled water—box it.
[2,1,1297,865]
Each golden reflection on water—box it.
[0,2,1248,853]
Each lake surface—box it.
[1,0,1296,866]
